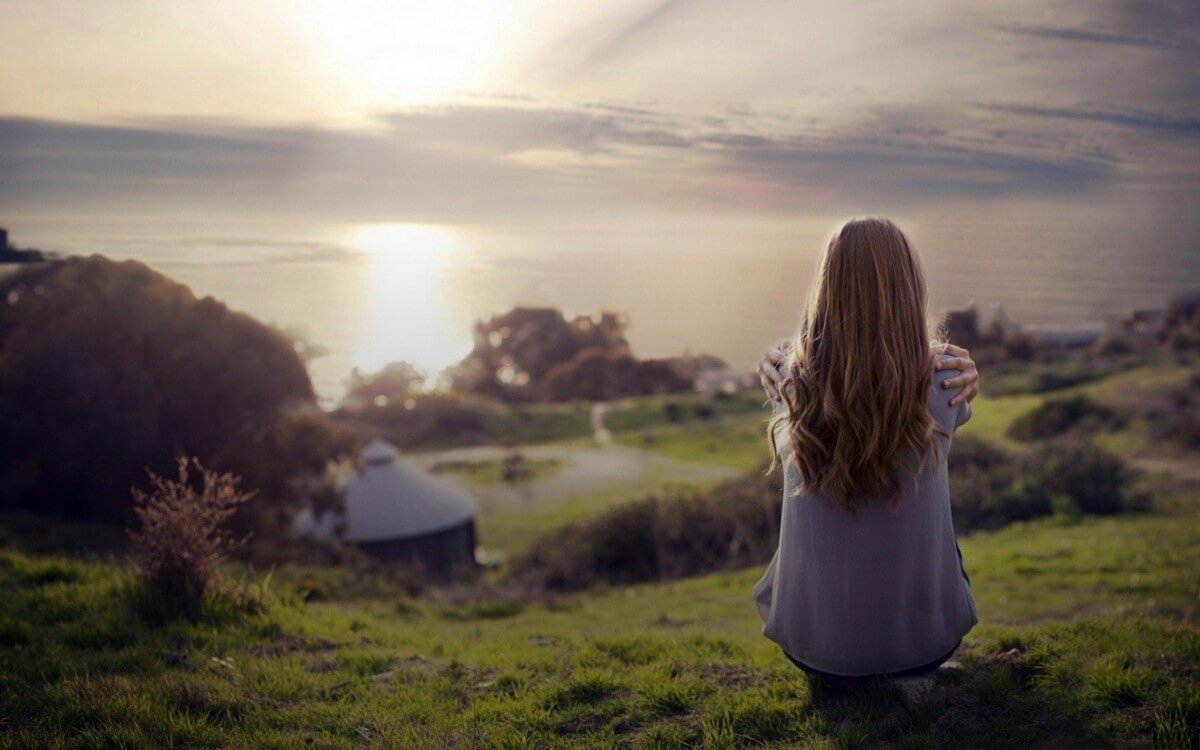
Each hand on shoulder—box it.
[758,339,793,403]
[931,343,980,407]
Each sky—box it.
[1,0,1198,228]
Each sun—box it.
[344,223,471,378]
[292,0,520,110]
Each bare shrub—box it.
[128,457,254,620]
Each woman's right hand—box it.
[757,340,792,403]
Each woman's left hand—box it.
[933,343,981,407]
[758,340,792,403]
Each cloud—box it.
[2,94,1152,222]
[978,103,1200,135]
[570,0,690,70]
[1001,24,1185,50]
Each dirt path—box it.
[590,402,612,444]
[405,442,739,516]
[1129,456,1200,484]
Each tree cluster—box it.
[0,256,352,531]
[445,306,691,402]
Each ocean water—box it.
[11,213,1199,405]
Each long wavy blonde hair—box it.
[767,217,951,513]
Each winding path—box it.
[405,440,740,516]
[590,402,612,444]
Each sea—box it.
[9,212,1199,406]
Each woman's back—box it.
[752,352,977,677]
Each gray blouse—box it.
[752,352,977,676]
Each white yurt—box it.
[295,439,478,576]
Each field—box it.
[2,473,1197,748]
[2,355,1198,748]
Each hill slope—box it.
[2,477,1197,748]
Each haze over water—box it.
[14,207,1197,404]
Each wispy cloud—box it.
[570,0,689,70]
[1,0,1197,223]
[978,103,1200,135]
[1001,24,1185,50]
[1,94,1149,221]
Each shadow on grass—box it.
[793,649,1099,748]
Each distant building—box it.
[694,367,757,394]
[1023,325,1102,349]
[1104,308,1169,342]
[977,304,1022,338]
[294,439,479,577]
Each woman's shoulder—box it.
[929,351,970,430]
[931,351,958,385]
[931,350,960,374]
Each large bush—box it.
[1147,375,1200,450]
[949,435,1138,529]
[1006,395,1122,441]
[1015,436,1135,516]
[511,468,783,591]
[0,256,351,528]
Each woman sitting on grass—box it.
[752,216,981,680]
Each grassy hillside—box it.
[616,357,1199,471]
[3,355,1197,747]
[2,475,1197,748]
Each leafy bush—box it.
[128,457,254,621]
[1014,436,1135,516]
[511,469,783,591]
[1092,332,1138,357]
[515,435,1142,591]
[950,435,1137,529]
[1147,375,1200,450]
[947,436,1022,530]
[1007,395,1122,441]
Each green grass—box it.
[609,391,1036,471]
[979,352,1154,396]
[3,480,1198,748]
[615,359,1199,466]
[476,477,731,557]
[4,360,1198,747]
[480,402,594,446]
[603,389,767,433]
[614,414,774,472]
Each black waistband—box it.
[782,637,962,680]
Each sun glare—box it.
[293,0,520,109]
[345,223,471,379]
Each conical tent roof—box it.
[340,439,477,543]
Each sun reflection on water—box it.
[344,223,472,381]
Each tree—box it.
[447,307,629,401]
[0,255,351,528]
[345,361,426,407]
[541,348,692,401]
